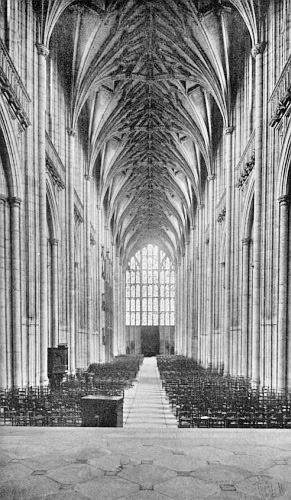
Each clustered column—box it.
[51,238,59,347]
[175,261,181,353]
[0,196,7,388]
[36,42,49,386]
[112,245,119,356]
[182,247,188,355]
[241,237,251,377]
[187,226,195,357]
[67,127,76,374]
[85,174,92,365]
[207,174,215,367]
[197,204,204,364]
[10,197,22,388]
[277,195,289,392]
[224,126,234,374]
[251,41,266,388]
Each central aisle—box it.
[123,357,177,428]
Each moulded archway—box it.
[0,106,23,389]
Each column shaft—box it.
[10,197,22,388]
[112,248,118,356]
[176,263,181,353]
[36,43,49,386]
[197,205,203,364]
[207,175,215,367]
[277,196,289,392]
[0,197,7,388]
[51,239,59,347]
[85,176,92,365]
[241,238,250,377]
[182,251,187,355]
[251,43,266,387]
[67,129,76,373]
[187,227,194,357]
[224,127,234,374]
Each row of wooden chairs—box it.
[157,356,291,428]
[0,355,143,427]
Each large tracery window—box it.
[126,245,175,326]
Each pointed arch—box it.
[241,175,255,239]
[0,97,23,199]
[277,121,291,199]
[46,179,61,240]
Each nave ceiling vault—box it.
[35,0,264,265]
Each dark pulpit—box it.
[80,395,123,427]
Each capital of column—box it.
[220,261,225,268]
[9,197,22,207]
[224,126,234,135]
[36,43,49,59]
[66,127,76,137]
[51,238,59,246]
[251,42,267,58]
[207,174,216,182]
[242,237,251,246]
[278,195,289,206]
[0,194,7,204]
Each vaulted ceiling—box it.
[37,0,265,264]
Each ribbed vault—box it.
[36,0,261,265]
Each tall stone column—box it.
[96,207,102,363]
[36,43,49,386]
[117,261,122,354]
[192,231,199,360]
[187,227,195,357]
[207,175,215,367]
[182,249,188,356]
[219,261,225,371]
[85,175,92,365]
[67,127,76,373]
[121,268,126,354]
[277,195,289,392]
[0,196,7,388]
[251,41,266,387]
[74,262,79,366]
[224,126,234,374]
[197,204,204,364]
[176,262,181,353]
[112,245,119,356]
[10,197,22,388]
[51,238,59,347]
[241,237,251,377]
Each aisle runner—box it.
[123,357,177,428]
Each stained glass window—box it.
[125,244,175,326]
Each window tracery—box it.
[126,244,175,326]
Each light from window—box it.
[125,244,175,326]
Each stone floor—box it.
[1,358,291,499]
[123,357,177,428]
[1,428,291,499]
